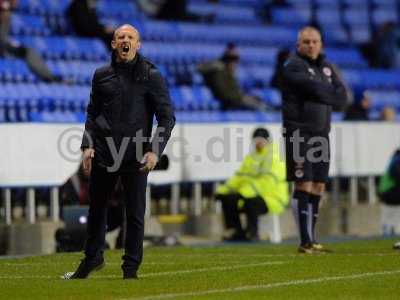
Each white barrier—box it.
[0,122,399,187]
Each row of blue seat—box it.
[11,14,51,36]
[0,80,398,112]
[137,42,367,68]
[139,21,347,46]
[16,0,139,18]
[189,0,262,7]
[10,12,384,53]
[4,107,400,123]
[6,30,370,69]
[187,3,259,24]
[285,0,398,7]
[3,110,366,124]
[3,57,400,92]
[272,7,398,27]
[16,36,108,60]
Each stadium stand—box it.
[0,0,399,123]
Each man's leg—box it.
[242,196,268,240]
[286,130,314,249]
[308,133,331,251]
[120,171,148,278]
[216,193,244,238]
[309,182,325,244]
[292,181,313,247]
[64,165,118,279]
[85,166,118,260]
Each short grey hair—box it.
[297,26,321,43]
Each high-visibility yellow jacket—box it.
[217,143,289,214]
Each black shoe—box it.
[247,233,260,242]
[123,270,138,280]
[63,257,105,279]
[223,231,249,242]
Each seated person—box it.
[198,44,268,111]
[0,0,62,82]
[67,0,114,50]
[215,127,289,241]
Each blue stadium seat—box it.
[371,0,397,7]
[323,28,349,45]
[30,111,85,123]
[11,14,50,35]
[285,0,312,7]
[17,0,70,16]
[349,27,371,44]
[175,111,225,122]
[250,88,282,108]
[0,59,36,82]
[316,9,342,27]
[372,9,398,25]
[361,71,400,89]
[271,7,311,25]
[325,48,367,68]
[343,9,370,26]
[17,36,109,61]
[176,23,297,46]
[342,0,369,7]
[214,0,261,7]
[341,70,363,87]
[188,3,257,23]
[247,67,273,87]
[315,0,340,7]
[366,90,400,109]
[332,112,344,121]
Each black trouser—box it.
[217,194,268,237]
[85,164,148,272]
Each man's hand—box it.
[82,148,95,176]
[140,152,158,172]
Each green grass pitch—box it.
[1,239,400,300]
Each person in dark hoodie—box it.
[63,24,175,280]
[344,90,370,121]
[67,0,114,49]
[282,26,348,254]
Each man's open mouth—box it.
[122,45,130,53]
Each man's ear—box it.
[137,40,141,51]
[111,40,116,50]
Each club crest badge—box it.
[295,169,304,178]
[323,67,332,77]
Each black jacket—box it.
[282,52,348,134]
[81,53,175,172]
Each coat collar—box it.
[296,51,326,66]
[111,52,150,81]
[111,51,139,71]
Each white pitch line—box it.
[103,261,285,279]
[0,262,186,267]
[130,270,400,300]
[134,252,400,258]
[0,261,285,280]
[1,252,397,267]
